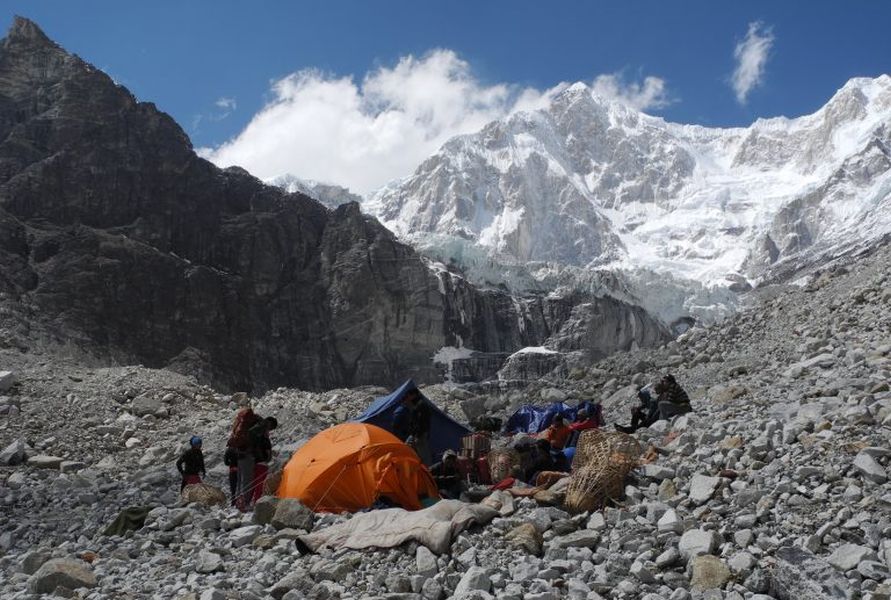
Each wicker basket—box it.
[565,431,642,513]
[571,430,642,470]
[488,448,521,483]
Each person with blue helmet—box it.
[176,435,206,492]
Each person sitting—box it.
[429,449,463,498]
[655,374,692,420]
[566,406,603,447]
[615,386,657,433]
[539,415,572,450]
[176,436,206,492]
[525,439,558,483]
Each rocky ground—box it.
[1,243,890,600]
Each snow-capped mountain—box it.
[366,76,891,293]
[268,174,362,210]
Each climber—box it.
[429,449,463,499]
[176,436,206,492]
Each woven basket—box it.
[181,483,227,507]
[565,431,642,513]
[572,430,642,470]
[488,448,521,483]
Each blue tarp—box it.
[504,401,599,434]
[355,379,471,464]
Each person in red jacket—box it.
[569,407,601,433]
[539,415,572,450]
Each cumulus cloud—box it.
[201,51,670,194]
[731,21,774,104]
[591,73,672,111]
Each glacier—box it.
[274,75,891,327]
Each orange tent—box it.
[277,423,440,513]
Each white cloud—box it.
[215,97,237,111]
[731,21,774,104]
[201,50,669,194]
[590,73,672,111]
[191,97,237,134]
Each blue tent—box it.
[504,401,599,434]
[355,380,471,465]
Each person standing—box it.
[249,417,277,504]
[227,404,260,511]
[393,389,432,463]
[176,436,206,492]
[223,446,239,505]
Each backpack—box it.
[227,408,260,450]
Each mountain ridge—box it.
[0,17,669,390]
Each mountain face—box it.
[0,18,667,391]
[368,78,891,291]
[266,174,361,210]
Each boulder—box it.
[771,546,855,600]
[21,549,52,575]
[454,566,491,595]
[131,395,165,417]
[679,529,720,560]
[853,452,888,484]
[690,555,731,590]
[253,495,278,525]
[196,550,223,574]
[0,438,26,466]
[688,474,720,504]
[416,545,438,578]
[229,525,262,547]
[827,543,877,572]
[504,523,543,556]
[28,558,97,593]
[27,455,63,469]
[0,370,17,392]
[657,509,683,534]
[271,498,314,531]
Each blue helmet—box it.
[190,436,202,447]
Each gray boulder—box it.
[28,558,97,593]
[827,543,877,572]
[27,455,63,469]
[771,546,854,600]
[253,495,278,525]
[454,566,491,595]
[0,370,17,392]
[679,529,720,560]
[271,498,315,531]
[853,452,888,484]
[0,438,26,466]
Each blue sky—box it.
[5,1,891,192]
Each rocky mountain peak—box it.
[5,16,54,47]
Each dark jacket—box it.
[393,405,411,441]
[176,448,206,477]
[658,380,691,407]
[409,401,431,437]
[253,432,272,463]
[430,460,461,497]
[248,422,273,462]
